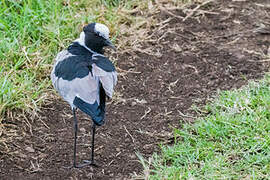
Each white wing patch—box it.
[52,73,100,108]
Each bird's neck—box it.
[75,32,104,55]
[67,42,93,56]
[85,43,104,54]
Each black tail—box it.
[73,86,106,126]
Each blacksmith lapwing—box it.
[51,23,117,168]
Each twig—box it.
[22,46,31,63]
[255,3,270,9]
[117,68,141,74]
[158,5,184,20]
[212,29,253,39]
[141,107,151,120]
[146,20,171,41]
[178,110,196,119]
[182,64,198,74]
[38,118,50,129]
[123,125,135,143]
[133,47,162,57]
[108,160,115,166]
[168,31,191,40]
[254,24,270,35]
[183,0,214,22]
[247,59,270,63]
[197,9,219,15]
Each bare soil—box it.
[1,0,270,179]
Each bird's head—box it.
[79,23,116,54]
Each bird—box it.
[51,23,117,168]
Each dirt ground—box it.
[1,0,270,179]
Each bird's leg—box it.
[64,110,98,168]
[91,123,96,163]
[63,108,79,169]
[73,108,78,168]
[82,123,98,167]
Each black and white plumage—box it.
[51,23,117,168]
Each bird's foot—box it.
[62,160,98,169]
[80,160,98,167]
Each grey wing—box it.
[51,50,101,106]
[92,63,117,98]
[52,72,100,107]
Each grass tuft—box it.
[138,75,270,179]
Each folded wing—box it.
[51,52,117,125]
[92,54,117,98]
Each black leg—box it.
[72,108,78,167]
[91,123,96,163]
[63,109,98,169]
[63,108,79,169]
[82,123,98,167]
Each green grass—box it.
[0,0,150,120]
[0,0,85,118]
[138,75,270,179]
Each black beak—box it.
[105,39,116,51]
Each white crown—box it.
[94,23,110,39]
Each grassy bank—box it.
[138,75,270,179]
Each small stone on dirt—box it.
[129,154,136,159]
[25,146,35,153]
[80,127,86,133]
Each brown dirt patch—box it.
[1,0,270,179]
